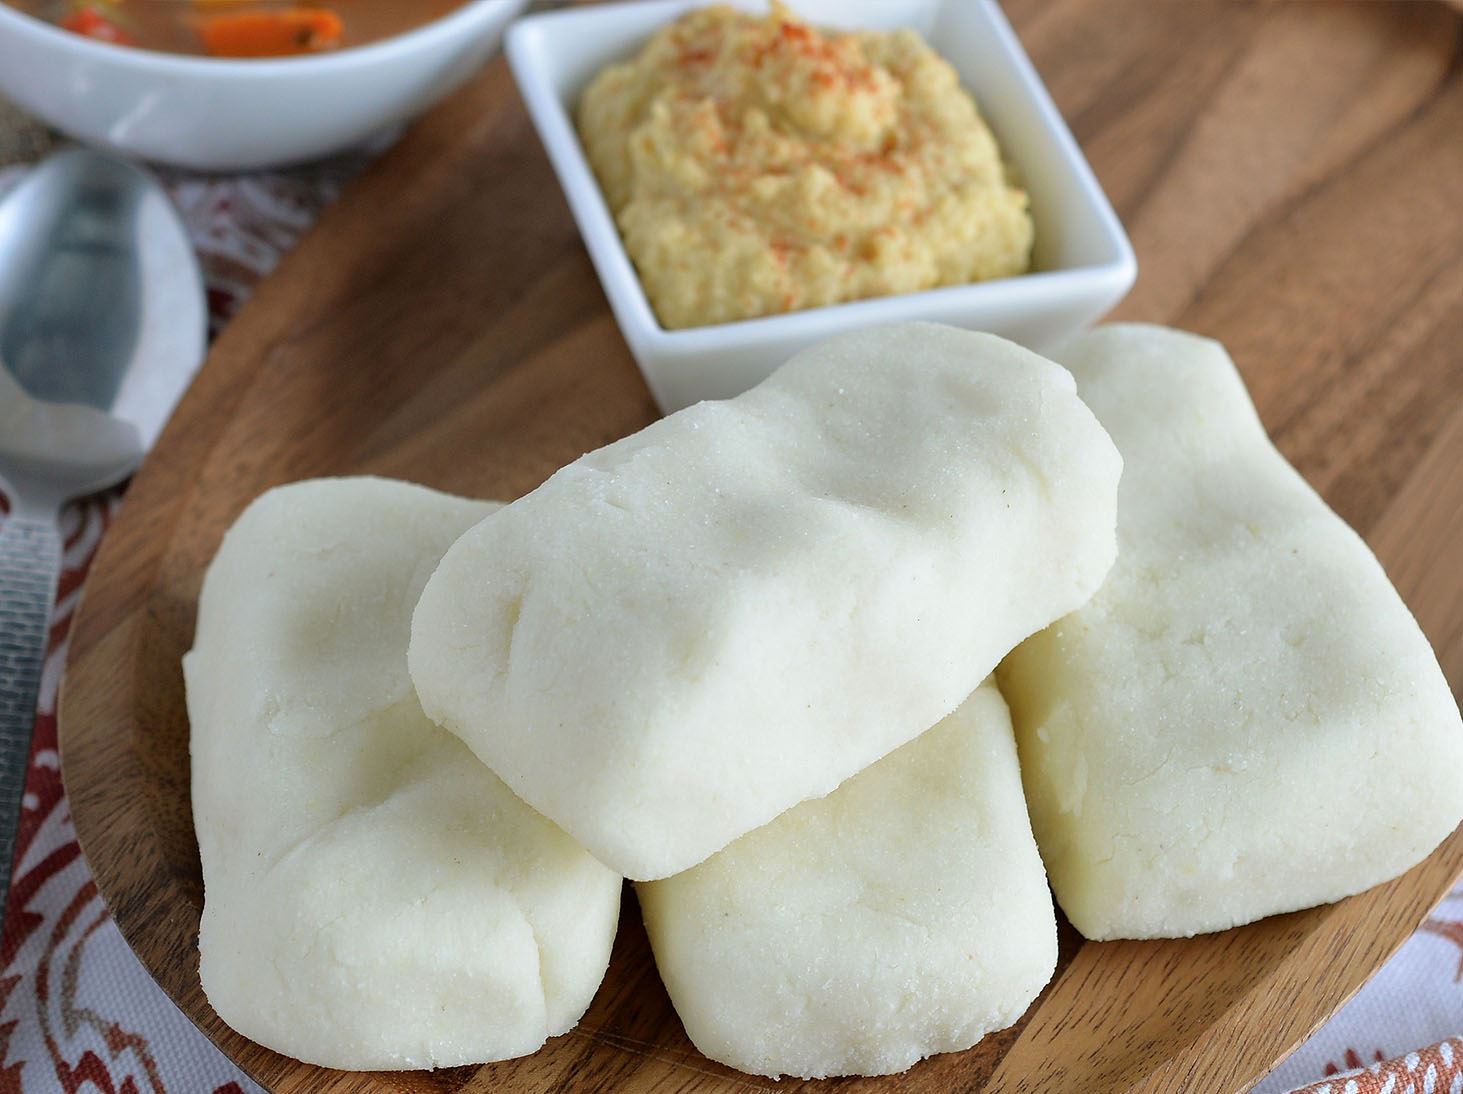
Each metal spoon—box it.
[0,149,206,916]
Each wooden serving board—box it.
[57,2,1463,1092]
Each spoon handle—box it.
[0,511,62,923]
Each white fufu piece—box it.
[186,477,621,1070]
[999,324,1463,940]
[638,679,1056,1079]
[409,322,1122,880]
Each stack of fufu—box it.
[185,322,1463,1077]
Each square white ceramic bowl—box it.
[507,0,1135,413]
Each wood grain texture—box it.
[57,2,1463,1092]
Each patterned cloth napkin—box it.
[0,127,1458,1094]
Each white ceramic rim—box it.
[507,0,1136,352]
[0,0,516,76]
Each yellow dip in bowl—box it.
[577,2,1034,330]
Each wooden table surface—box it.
[58,2,1463,1092]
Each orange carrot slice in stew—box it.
[60,6,133,45]
[196,9,344,58]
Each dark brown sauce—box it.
[10,0,472,56]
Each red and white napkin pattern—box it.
[1282,1037,1463,1094]
[0,159,1459,1094]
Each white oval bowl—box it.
[0,0,527,172]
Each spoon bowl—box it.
[0,149,206,475]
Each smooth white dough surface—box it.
[409,322,1123,880]
[186,477,621,1070]
[999,324,1463,940]
[638,680,1056,1079]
